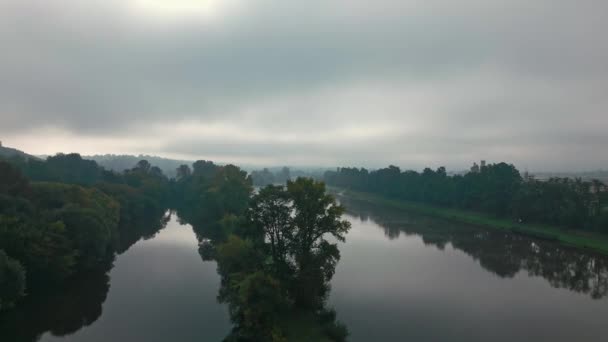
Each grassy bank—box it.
[333,187,608,255]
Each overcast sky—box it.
[1,0,606,171]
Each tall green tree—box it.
[248,185,293,275]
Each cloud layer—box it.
[1,0,607,170]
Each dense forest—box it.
[0,154,170,311]
[324,163,608,233]
[1,154,350,341]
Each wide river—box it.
[4,195,608,341]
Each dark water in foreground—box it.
[4,197,608,341]
[2,216,231,342]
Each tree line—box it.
[0,154,170,311]
[324,163,608,232]
[0,153,353,341]
[173,162,350,341]
[249,166,327,187]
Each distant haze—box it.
[1,1,607,171]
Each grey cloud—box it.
[0,0,607,170]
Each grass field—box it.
[333,188,608,255]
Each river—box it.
[331,195,608,341]
[4,195,608,341]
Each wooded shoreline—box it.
[332,187,608,255]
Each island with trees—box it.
[172,162,350,341]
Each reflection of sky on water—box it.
[330,200,608,342]
[40,217,230,342]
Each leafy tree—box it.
[27,153,104,185]
[176,164,192,181]
[216,235,275,340]
[0,155,171,306]
[207,178,350,340]
[235,271,289,341]
[286,179,350,306]
[0,250,26,311]
[192,160,218,178]
[0,217,76,289]
[248,185,293,275]
[249,178,351,309]
[211,165,253,218]
[134,160,151,173]
[0,161,30,196]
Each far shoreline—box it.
[330,187,608,255]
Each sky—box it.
[1,0,607,171]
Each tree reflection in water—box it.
[0,265,111,342]
[339,196,608,299]
[0,210,170,342]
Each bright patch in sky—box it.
[132,0,221,19]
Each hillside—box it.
[0,142,38,160]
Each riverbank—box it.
[332,187,608,255]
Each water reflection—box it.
[339,195,608,299]
[0,265,111,342]
[114,211,172,254]
[0,211,171,342]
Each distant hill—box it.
[0,142,38,160]
[85,154,193,178]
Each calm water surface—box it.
[4,197,608,341]
[38,216,229,342]
[331,196,608,341]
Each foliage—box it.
[0,250,26,311]
[210,179,350,340]
[2,152,350,341]
[325,163,607,232]
[248,185,293,276]
[0,155,171,311]
[173,161,253,240]
[286,178,350,308]
[0,161,30,196]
